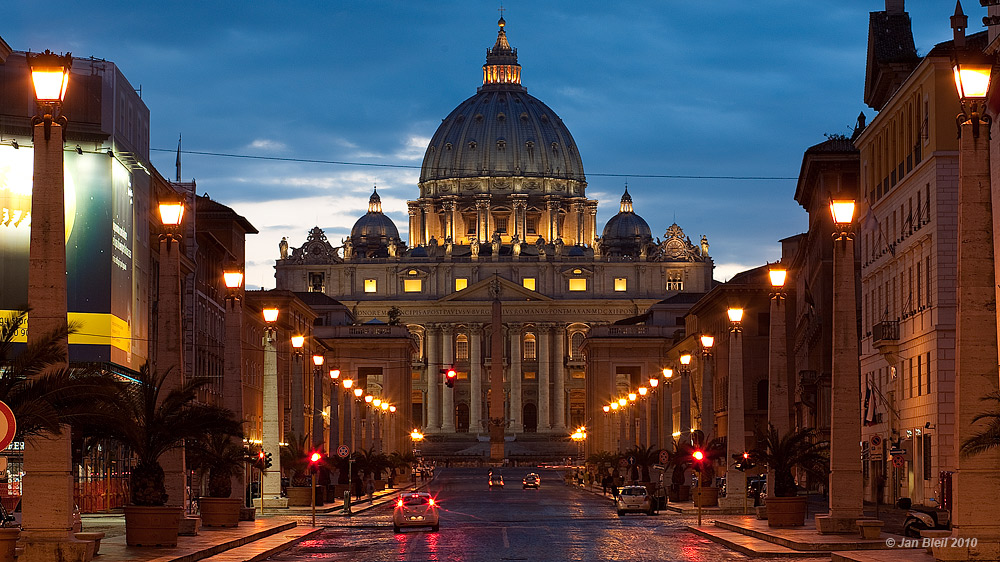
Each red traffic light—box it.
[692,450,704,462]
[446,368,457,379]
[310,452,322,463]
[742,452,750,459]
[258,451,265,460]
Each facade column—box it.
[553,325,566,431]
[441,325,456,432]
[585,202,598,246]
[290,354,304,439]
[537,324,551,431]
[700,348,714,436]
[768,290,790,498]
[470,324,483,434]
[475,196,490,244]
[312,364,325,449]
[425,325,441,432]
[407,202,421,246]
[328,377,340,454]
[721,324,746,509]
[679,368,691,440]
[421,203,434,244]
[224,295,246,504]
[442,197,457,242]
[662,380,673,448]
[545,198,559,241]
[157,235,187,513]
[511,195,528,241]
[509,324,523,433]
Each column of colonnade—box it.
[426,324,441,432]
[470,324,483,433]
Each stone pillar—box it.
[425,325,441,432]
[768,292,790,498]
[509,324,523,433]
[421,202,434,244]
[816,207,864,534]
[441,325,456,432]
[512,195,528,241]
[545,198,559,241]
[290,354,304,439]
[21,119,91,562]
[260,329,286,508]
[700,350,714,435]
[553,325,566,431]
[537,325,552,431]
[470,325,483,433]
[940,113,1000,559]
[224,296,246,504]
[679,368,691,439]
[476,196,490,244]
[312,365,324,448]
[443,197,457,242]
[157,234,187,512]
[585,202,598,248]
[328,378,340,453]
[721,326,746,509]
[662,381,674,448]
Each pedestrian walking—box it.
[365,476,375,503]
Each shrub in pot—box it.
[78,364,241,546]
[280,434,323,506]
[677,431,726,507]
[751,424,829,528]
[187,434,247,527]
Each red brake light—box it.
[428,498,436,506]
[397,499,404,508]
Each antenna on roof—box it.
[175,134,182,182]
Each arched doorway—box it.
[456,403,470,433]
[523,403,537,433]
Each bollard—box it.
[343,490,352,514]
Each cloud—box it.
[713,262,761,284]
[248,139,287,151]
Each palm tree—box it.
[586,450,616,478]
[186,433,247,498]
[674,431,726,488]
[76,363,242,506]
[624,444,660,482]
[0,310,117,440]
[279,434,314,487]
[750,424,828,497]
[960,391,1000,457]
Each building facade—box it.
[275,19,715,454]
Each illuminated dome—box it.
[419,17,586,192]
[600,188,652,258]
[349,188,400,258]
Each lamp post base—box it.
[815,513,862,534]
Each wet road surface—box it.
[268,467,826,561]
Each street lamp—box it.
[945,39,1000,550]
[816,193,862,534]
[410,429,424,490]
[23,48,82,554]
[722,306,747,510]
[662,367,673,379]
[767,263,790,499]
[260,307,283,509]
[223,266,246,507]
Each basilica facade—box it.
[275,18,714,447]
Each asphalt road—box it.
[268,467,833,562]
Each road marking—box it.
[502,527,509,548]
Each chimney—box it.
[886,0,904,15]
[952,1,968,49]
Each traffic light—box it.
[443,366,457,388]
[733,451,755,472]
[692,449,705,467]
[310,451,322,464]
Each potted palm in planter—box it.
[186,433,246,527]
[78,364,241,546]
[751,424,829,528]
[665,444,691,502]
[280,435,322,506]
[0,312,118,558]
[678,431,726,507]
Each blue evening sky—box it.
[2,1,963,288]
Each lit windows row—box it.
[363,276,667,294]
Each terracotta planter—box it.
[199,497,241,527]
[0,527,19,562]
[692,486,719,507]
[765,496,807,527]
[124,505,182,547]
[286,486,312,506]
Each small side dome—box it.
[349,187,400,258]
[601,187,652,258]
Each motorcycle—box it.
[899,497,950,537]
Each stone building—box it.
[275,18,715,455]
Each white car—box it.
[616,486,656,516]
[393,492,439,532]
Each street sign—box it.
[0,401,16,452]
[870,450,884,461]
[618,457,628,468]
[337,445,350,458]
[627,455,636,466]
[869,434,882,448]
[659,450,669,464]
[892,455,905,468]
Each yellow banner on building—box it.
[0,310,130,354]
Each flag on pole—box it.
[863,379,877,426]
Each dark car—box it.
[488,472,504,489]
[522,473,540,489]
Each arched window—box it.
[523,333,537,360]
[456,334,469,360]
[570,332,585,360]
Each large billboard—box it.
[0,144,144,369]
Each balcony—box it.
[872,320,899,345]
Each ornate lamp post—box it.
[290,335,305,441]
[815,197,863,534]
[678,354,692,440]
[341,378,354,451]
[260,307,285,509]
[945,40,1000,558]
[699,335,715,436]
[410,429,424,490]
[311,354,325,450]
[721,308,746,510]
[766,264,789,500]
[22,49,89,562]
[223,268,246,506]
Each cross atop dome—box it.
[483,12,521,89]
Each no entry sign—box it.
[0,401,16,452]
